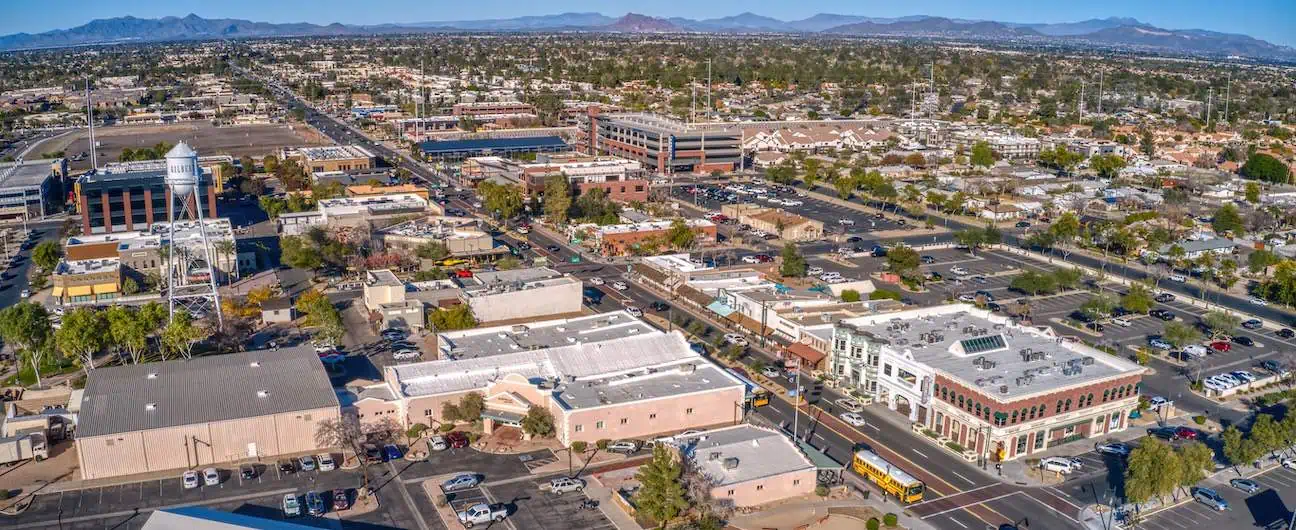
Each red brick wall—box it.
[933,373,1141,429]
[577,180,649,203]
[599,225,718,256]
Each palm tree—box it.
[213,240,237,284]
[1195,253,1217,308]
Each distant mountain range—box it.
[2,12,1292,61]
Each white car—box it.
[950,266,969,275]
[589,277,605,285]
[1041,457,1078,474]
[1284,458,1296,470]
[723,333,748,346]
[839,412,867,427]
[202,467,220,486]
[182,470,199,489]
[19,289,29,298]
[316,453,335,471]
[1169,274,1187,282]
[741,255,760,264]
[1111,317,1133,327]
[547,477,586,495]
[838,219,855,225]
[1182,344,1208,357]
[783,199,803,206]
[393,349,421,360]
[807,266,824,276]
[1249,297,1269,306]
[429,436,449,451]
[612,281,628,291]
[1147,396,1169,408]
[761,366,781,378]
[627,307,644,317]
[836,398,862,413]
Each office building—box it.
[575,219,717,256]
[452,101,535,117]
[458,267,584,324]
[419,136,569,162]
[374,216,507,261]
[582,111,741,174]
[674,425,824,507]
[0,158,65,222]
[100,155,236,194]
[517,153,648,202]
[829,304,1144,461]
[76,166,217,235]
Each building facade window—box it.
[1017,436,1028,455]
[686,408,694,415]
[575,425,583,432]
[596,421,604,429]
[1034,430,1045,450]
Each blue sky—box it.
[4,0,1293,46]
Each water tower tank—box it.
[165,142,199,198]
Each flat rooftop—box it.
[77,347,339,438]
[296,145,374,161]
[100,155,233,174]
[838,304,1143,400]
[392,331,705,400]
[319,193,428,217]
[0,158,57,190]
[420,136,568,155]
[437,310,660,359]
[147,219,234,247]
[552,361,741,410]
[674,425,816,487]
[54,257,119,275]
[594,219,714,236]
[381,216,485,241]
[367,269,402,287]
[604,113,738,136]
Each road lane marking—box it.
[1021,490,1081,522]
[920,492,1020,518]
[910,484,1003,507]
[951,471,976,485]
[911,448,929,458]
[947,516,970,529]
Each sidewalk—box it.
[582,479,643,530]
[726,497,938,530]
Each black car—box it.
[1147,426,1180,441]
[921,255,936,264]
[1279,328,1295,339]
[1070,311,1095,323]
[846,236,863,243]
[987,302,1003,312]
[649,301,670,312]
[241,465,257,480]
[517,242,531,250]
[1150,309,1175,321]
[1015,221,1031,228]
[1111,307,1131,317]
[1261,360,1282,372]
[1233,336,1255,347]
[1087,322,1105,332]
[1154,293,1175,303]
[545,245,561,252]
[279,460,296,474]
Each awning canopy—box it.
[50,286,66,298]
[481,409,525,425]
[66,285,93,297]
[92,283,119,295]
[795,437,845,470]
[706,300,737,318]
[784,342,827,368]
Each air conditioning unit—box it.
[723,457,740,470]
[999,385,1009,394]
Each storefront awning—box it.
[706,300,736,318]
[66,285,93,297]
[50,287,65,298]
[784,342,827,369]
[91,283,119,295]
[481,409,525,425]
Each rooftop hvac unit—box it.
[723,457,740,470]
[678,364,696,374]
[999,385,1009,394]
[973,356,985,367]
[975,378,987,387]
[709,451,722,461]
[1082,356,1095,366]
[1062,367,1075,376]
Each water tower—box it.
[164,142,223,328]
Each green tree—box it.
[0,302,53,387]
[1010,271,1059,296]
[1125,437,1181,504]
[833,176,853,199]
[1121,283,1154,314]
[1241,153,1292,184]
[1090,154,1128,179]
[970,141,994,168]
[416,241,450,261]
[666,218,697,250]
[262,155,279,173]
[1248,249,1282,275]
[1212,203,1246,236]
[1250,414,1284,458]
[428,304,477,331]
[841,289,862,302]
[1174,442,1214,499]
[779,243,807,277]
[954,229,985,256]
[543,176,572,225]
[1245,182,1262,204]
[161,312,206,360]
[634,445,690,529]
[1080,294,1116,319]
[1052,268,1084,290]
[1221,425,1261,470]
[885,244,921,280]
[106,306,150,364]
[32,240,62,271]
[521,405,555,438]
[1140,129,1156,158]
[479,181,524,219]
[1162,321,1202,349]
[56,308,110,376]
[280,235,324,270]
[1202,310,1240,338]
[1049,212,1082,260]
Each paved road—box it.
[0,220,63,310]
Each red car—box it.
[1174,427,1198,440]
[445,431,470,448]
[1210,341,1231,352]
[454,269,474,278]
[755,254,774,263]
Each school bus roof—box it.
[854,449,921,485]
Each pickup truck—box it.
[0,433,48,465]
[457,503,507,527]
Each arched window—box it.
[1065,398,1072,411]
[1056,400,1063,414]
[1011,411,1019,423]
[1020,408,1028,421]
[1102,389,1110,402]
[975,403,982,415]
[1029,406,1037,419]
[1087,393,1095,407]
[942,388,949,400]
[958,395,965,408]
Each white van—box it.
[1041,457,1077,474]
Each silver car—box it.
[547,477,585,495]
[442,473,480,492]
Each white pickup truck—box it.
[457,503,507,527]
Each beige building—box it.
[284,145,375,173]
[459,268,583,324]
[673,425,823,508]
[363,269,426,331]
[721,204,824,242]
[75,348,340,480]
[51,258,123,304]
[374,216,507,261]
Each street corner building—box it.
[830,304,1145,462]
[74,348,340,480]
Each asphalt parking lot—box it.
[483,478,616,530]
[1132,464,1296,530]
[668,185,915,235]
[7,457,381,530]
[398,448,556,486]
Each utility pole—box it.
[1207,87,1214,129]
[690,77,696,124]
[1224,73,1231,123]
[791,358,802,441]
[705,58,715,118]
[1097,70,1103,115]
[85,76,97,169]
[1079,80,1086,121]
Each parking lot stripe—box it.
[7,487,300,530]
[479,486,519,530]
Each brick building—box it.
[575,219,717,256]
[830,304,1144,462]
[75,168,217,235]
[579,111,741,175]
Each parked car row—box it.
[282,489,350,517]
[1201,370,1258,392]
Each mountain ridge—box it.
[1,12,1291,61]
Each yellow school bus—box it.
[852,449,925,503]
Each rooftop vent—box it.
[999,385,1009,394]
[256,390,270,398]
[145,403,157,411]
[249,361,260,368]
[709,451,722,461]
[146,372,158,379]
[723,457,740,470]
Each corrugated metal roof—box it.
[419,136,568,154]
[143,507,321,530]
[77,347,339,438]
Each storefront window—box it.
[1016,435,1028,455]
[1034,430,1045,449]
